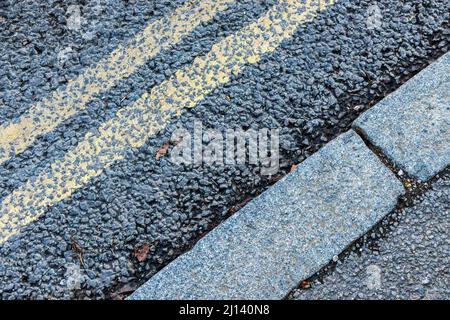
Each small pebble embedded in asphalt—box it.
[0,0,449,299]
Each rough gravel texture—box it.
[290,169,449,300]
[0,0,449,299]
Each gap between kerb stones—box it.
[126,49,449,299]
[288,47,450,297]
[308,121,449,300]
[285,164,450,299]
[352,126,418,189]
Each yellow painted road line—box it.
[0,0,235,165]
[0,0,335,244]
[319,0,334,11]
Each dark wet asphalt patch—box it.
[0,0,449,299]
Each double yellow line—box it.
[0,0,235,165]
[0,0,335,244]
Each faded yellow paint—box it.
[0,0,235,165]
[0,0,335,244]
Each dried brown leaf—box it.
[71,237,84,266]
[134,244,151,262]
[156,142,170,160]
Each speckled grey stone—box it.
[290,170,450,300]
[128,130,404,300]
[354,52,450,181]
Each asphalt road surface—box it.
[290,169,449,300]
[0,0,449,299]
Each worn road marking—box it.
[0,0,334,244]
[0,0,235,165]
